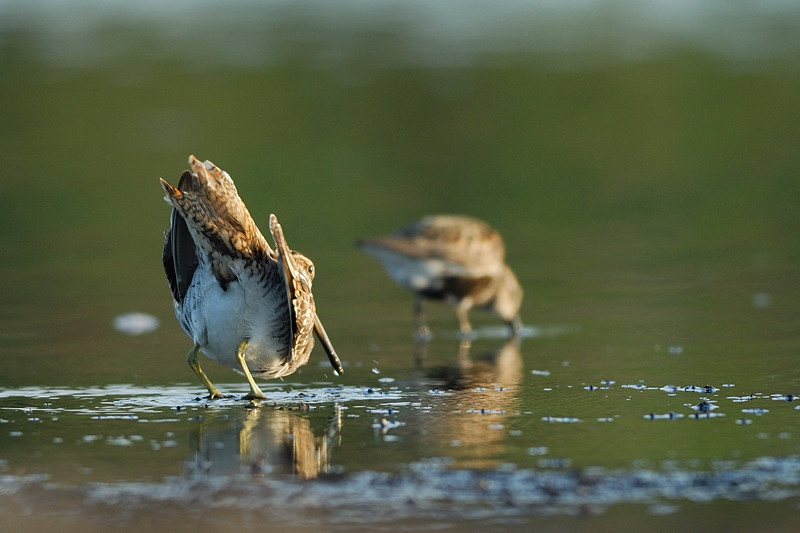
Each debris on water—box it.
[371,368,381,374]
[370,408,399,415]
[527,446,549,456]
[374,418,405,432]
[691,400,718,413]
[538,457,572,468]
[772,394,797,402]
[378,377,395,383]
[644,412,684,421]
[668,346,683,354]
[741,408,769,415]
[531,369,551,376]
[621,384,648,390]
[541,416,580,423]
[106,436,134,446]
[673,385,719,394]
[597,417,615,422]
[112,312,160,336]
[690,412,725,419]
[735,418,753,425]
[467,408,505,415]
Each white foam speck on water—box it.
[112,312,160,336]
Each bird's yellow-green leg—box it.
[455,302,474,340]
[236,339,266,400]
[187,343,225,399]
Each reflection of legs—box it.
[187,343,224,399]
[236,339,266,400]
[413,296,432,341]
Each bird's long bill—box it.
[314,314,343,375]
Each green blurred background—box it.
[0,1,798,388]
[1,4,800,530]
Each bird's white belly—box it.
[179,264,292,378]
[366,249,449,291]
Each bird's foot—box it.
[457,328,476,341]
[242,391,266,402]
[202,388,231,400]
[414,325,433,343]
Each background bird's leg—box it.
[413,295,432,341]
[455,302,474,339]
[187,343,224,399]
[236,339,266,400]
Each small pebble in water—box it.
[751,292,772,309]
[112,312,160,336]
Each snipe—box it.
[358,215,523,338]
[160,156,342,400]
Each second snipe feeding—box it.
[358,215,523,338]
[160,156,343,400]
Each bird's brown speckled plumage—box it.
[160,156,342,400]
[358,215,523,337]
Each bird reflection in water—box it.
[187,406,341,480]
[416,336,523,391]
[415,337,523,469]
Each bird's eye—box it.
[308,264,314,274]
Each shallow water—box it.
[2,2,800,532]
